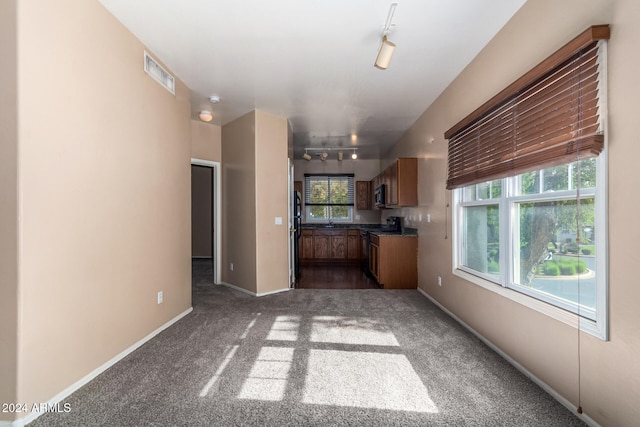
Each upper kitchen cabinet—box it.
[382,158,418,207]
[356,181,371,210]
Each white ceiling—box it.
[98,0,526,159]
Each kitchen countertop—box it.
[301,223,417,236]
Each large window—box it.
[304,174,354,222]
[446,26,609,339]
[455,159,606,336]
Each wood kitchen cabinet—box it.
[301,228,360,263]
[301,229,315,260]
[356,181,371,210]
[369,233,417,289]
[371,158,418,208]
[314,233,331,259]
[330,232,346,259]
[347,230,360,260]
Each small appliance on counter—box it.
[382,216,402,232]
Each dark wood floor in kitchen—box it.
[296,263,381,289]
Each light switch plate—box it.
[275,217,283,225]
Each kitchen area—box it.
[293,157,419,289]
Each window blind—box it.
[304,174,355,206]
[445,25,609,190]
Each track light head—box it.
[375,35,396,70]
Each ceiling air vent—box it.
[144,51,175,94]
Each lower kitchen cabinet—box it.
[369,234,417,289]
[347,230,360,260]
[301,228,360,262]
[301,229,315,260]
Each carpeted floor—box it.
[30,284,585,426]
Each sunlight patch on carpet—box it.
[310,316,399,347]
[238,347,294,401]
[303,349,438,413]
[266,315,301,341]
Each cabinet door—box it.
[301,230,314,260]
[387,161,398,206]
[331,235,347,259]
[347,231,359,260]
[396,158,417,206]
[369,243,379,280]
[356,181,371,210]
[314,234,330,259]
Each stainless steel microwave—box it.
[374,184,386,207]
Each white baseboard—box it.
[256,287,291,297]
[416,287,601,427]
[11,307,192,427]
[218,281,291,297]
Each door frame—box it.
[288,159,295,288]
[191,158,221,285]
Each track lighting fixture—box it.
[375,35,396,70]
[301,147,358,160]
[375,3,398,70]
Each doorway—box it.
[191,159,221,286]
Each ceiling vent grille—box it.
[144,51,175,94]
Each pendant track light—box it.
[375,3,398,70]
[375,35,396,70]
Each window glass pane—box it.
[571,159,597,189]
[542,165,570,192]
[520,171,540,195]
[462,205,500,276]
[329,206,349,220]
[514,198,596,311]
[309,180,328,204]
[309,206,328,220]
[329,179,348,204]
[462,180,501,202]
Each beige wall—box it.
[0,0,18,420]
[10,0,192,420]
[255,111,290,294]
[221,111,258,293]
[384,0,640,425]
[294,158,383,224]
[191,120,221,162]
[221,110,290,295]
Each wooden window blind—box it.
[445,25,609,190]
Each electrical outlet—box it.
[230,263,234,271]
[157,291,163,304]
[427,214,431,223]
[437,276,442,287]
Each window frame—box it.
[304,174,355,224]
[452,155,608,340]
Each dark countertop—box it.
[301,223,417,236]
